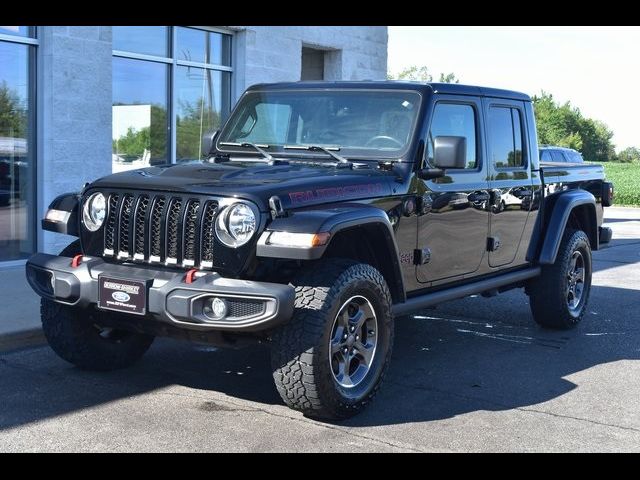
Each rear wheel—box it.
[271,259,394,419]
[41,240,154,371]
[529,229,592,329]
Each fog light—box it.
[204,297,228,320]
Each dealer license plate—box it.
[98,276,147,315]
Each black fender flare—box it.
[256,205,405,301]
[42,192,81,236]
[534,189,597,265]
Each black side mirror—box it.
[201,130,219,158]
[418,168,445,180]
[433,136,467,169]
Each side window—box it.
[488,106,525,168]
[426,103,477,169]
[551,150,567,162]
[540,150,552,162]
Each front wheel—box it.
[41,240,154,371]
[271,259,394,419]
[529,229,592,329]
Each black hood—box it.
[90,162,398,211]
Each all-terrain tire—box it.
[529,229,592,329]
[41,240,155,371]
[271,259,394,420]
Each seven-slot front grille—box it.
[103,192,218,269]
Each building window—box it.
[301,47,325,80]
[0,26,37,263]
[112,26,232,171]
[112,57,169,169]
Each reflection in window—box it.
[176,66,230,161]
[240,103,292,145]
[0,41,34,261]
[112,27,232,166]
[488,107,525,168]
[427,103,477,169]
[551,150,567,162]
[0,26,33,37]
[176,27,231,65]
[112,26,169,57]
[112,57,169,172]
[220,91,420,156]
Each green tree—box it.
[113,126,149,157]
[387,65,459,83]
[149,105,167,164]
[532,91,616,162]
[616,146,640,163]
[112,103,168,164]
[176,97,220,161]
[439,72,459,84]
[0,81,27,138]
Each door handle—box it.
[468,192,489,203]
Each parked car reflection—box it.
[0,136,27,206]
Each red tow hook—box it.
[185,268,199,284]
[70,254,84,268]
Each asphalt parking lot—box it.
[1,206,639,452]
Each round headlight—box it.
[82,192,106,232]
[215,202,257,247]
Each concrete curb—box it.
[0,328,46,353]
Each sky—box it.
[388,26,640,151]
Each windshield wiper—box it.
[219,141,273,161]
[284,145,349,164]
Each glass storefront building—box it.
[0,26,37,263]
[0,26,387,265]
[112,27,232,171]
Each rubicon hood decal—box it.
[289,183,385,205]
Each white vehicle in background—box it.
[539,145,585,163]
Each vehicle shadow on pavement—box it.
[340,283,640,427]
[1,281,638,430]
[0,339,281,431]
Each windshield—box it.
[217,89,422,159]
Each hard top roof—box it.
[247,80,531,102]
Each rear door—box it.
[484,99,533,268]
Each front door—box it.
[417,97,490,285]
[484,99,533,268]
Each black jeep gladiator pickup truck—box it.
[26,81,614,419]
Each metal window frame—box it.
[112,26,233,165]
[0,28,39,267]
[0,33,38,46]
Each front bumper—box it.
[25,253,295,332]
